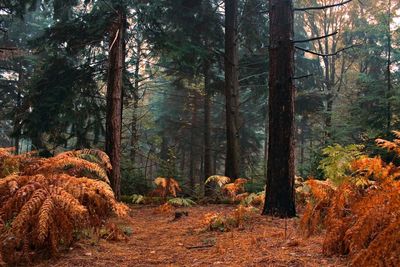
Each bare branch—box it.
[295,45,357,57]
[0,47,18,50]
[293,31,338,43]
[293,74,314,80]
[294,0,352,11]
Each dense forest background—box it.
[1,0,399,198]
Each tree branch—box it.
[0,47,18,50]
[294,0,352,11]
[293,31,338,43]
[295,45,357,57]
[293,74,314,80]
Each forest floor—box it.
[24,205,348,266]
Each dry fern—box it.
[222,178,248,200]
[0,148,127,264]
[299,179,336,236]
[205,175,231,187]
[56,149,112,173]
[301,134,400,265]
[36,157,110,183]
[153,177,181,198]
[203,205,255,232]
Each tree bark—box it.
[203,60,213,195]
[14,61,23,154]
[105,8,126,200]
[130,38,142,162]
[262,0,296,218]
[224,0,241,179]
[189,96,198,191]
[386,0,392,133]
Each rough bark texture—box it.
[262,0,296,218]
[189,96,198,191]
[203,61,213,195]
[224,0,241,179]
[130,38,142,162]
[105,9,125,200]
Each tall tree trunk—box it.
[189,96,198,192]
[224,0,241,179]
[105,8,126,200]
[130,38,142,162]
[14,61,23,154]
[264,113,268,178]
[180,148,186,175]
[386,0,392,133]
[262,0,296,218]
[203,60,213,195]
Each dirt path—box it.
[36,205,347,267]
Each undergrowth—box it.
[203,205,256,232]
[0,148,127,265]
[300,132,400,266]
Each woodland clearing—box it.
[24,205,347,267]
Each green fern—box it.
[131,194,145,204]
[319,144,364,185]
[168,197,196,207]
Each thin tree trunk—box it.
[203,60,213,195]
[14,61,23,154]
[144,147,152,183]
[386,0,392,133]
[262,0,296,218]
[224,0,241,179]
[180,148,186,175]
[105,8,126,200]
[189,96,198,192]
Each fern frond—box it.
[49,186,87,218]
[205,175,231,187]
[56,149,112,172]
[0,147,14,158]
[37,157,110,183]
[376,138,400,155]
[11,188,48,236]
[222,179,247,199]
[153,177,181,197]
[131,194,145,204]
[234,178,248,185]
[168,197,196,207]
[1,181,44,221]
[0,148,126,263]
[351,156,400,181]
[37,197,54,244]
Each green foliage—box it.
[131,194,145,204]
[121,161,150,196]
[318,144,365,185]
[167,197,196,207]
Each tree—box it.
[224,0,241,179]
[262,0,296,217]
[105,5,127,200]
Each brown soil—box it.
[11,205,348,266]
